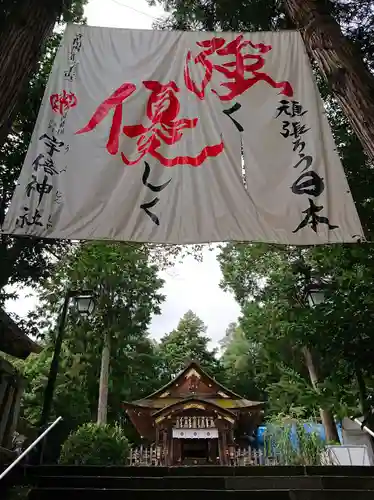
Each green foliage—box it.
[157,310,222,379]
[218,242,369,419]
[27,241,164,419]
[59,423,129,466]
[61,0,88,23]
[20,349,91,427]
[14,241,166,460]
[220,322,265,400]
[264,419,326,466]
[5,487,30,500]
[150,0,291,31]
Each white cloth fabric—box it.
[2,25,363,244]
[172,428,218,439]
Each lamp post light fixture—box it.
[37,289,95,461]
[304,280,326,308]
[74,293,96,316]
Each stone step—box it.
[26,487,374,500]
[24,465,299,477]
[22,465,374,478]
[27,474,374,490]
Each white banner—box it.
[1,25,364,244]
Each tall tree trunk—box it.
[302,346,339,442]
[97,329,111,425]
[283,0,374,163]
[355,365,369,416]
[0,0,67,146]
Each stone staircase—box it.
[6,465,374,499]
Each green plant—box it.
[59,423,129,465]
[264,418,326,465]
[5,487,30,500]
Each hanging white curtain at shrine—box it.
[1,25,364,244]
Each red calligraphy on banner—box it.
[50,90,78,115]
[76,82,136,154]
[77,80,224,168]
[122,80,224,167]
[184,35,294,101]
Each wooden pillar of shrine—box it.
[221,428,228,465]
[174,438,182,465]
[162,428,168,465]
[229,427,234,445]
[168,426,174,465]
[215,417,228,465]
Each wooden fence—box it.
[127,445,282,466]
[128,445,165,466]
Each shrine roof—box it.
[150,397,237,419]
[0,308,41,359]
[124,360,263,410]
[143,361,245,400]
[126,397,262,410]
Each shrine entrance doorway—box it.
[180,438,218,465]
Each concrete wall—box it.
[341,417,374,465]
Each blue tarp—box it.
[256,422,343,449]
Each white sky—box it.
[5,0,241,347]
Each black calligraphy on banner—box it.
[21,31,84,230]
[275,99,307,119]
[64,33,83,82]
[50,32,82,135]
[16,206,43,229]
[275,99,338,234]
[39,134,64,156]
[140,162,172,226]
[223,102,244,133]
[32,153,59,176]
[16,134,66,229]
[25,175,53,206]
[222,102,246,187]
[293,198,338,233]
[291,171,324,197]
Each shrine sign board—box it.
[172,429,219,439]
[1,25,364,245]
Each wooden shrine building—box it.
[123,361,263,465]
[0,308,41,464]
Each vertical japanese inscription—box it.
[64,33,83,82]
[17,135,65,229]
[140,161,172,225]
[275,99,338,234]
[16,31,83,230]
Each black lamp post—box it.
[36,289,95,461]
